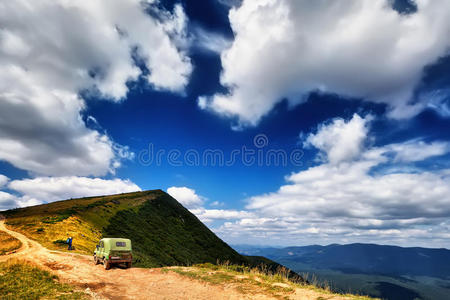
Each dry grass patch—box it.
[164,262,378,300]
[0,231,22,255]
[2,191,154,256]
[0,259,88,299]
[5,215,101,254]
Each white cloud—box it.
[0,191,18,210]
[214,114,450,247]
[190,208,254,223]
[8,176,141,204]
[197,96,209,110]
[167,186,254,223]
[425,88,450,117]
[192,27,232,54]
[211,201,225,207]
[304,114,370,164]
[303,114,450,164]
[14,197,43,210]
[386,140,450,162]
[248,162,450,220]
[0,175,9,188]
[200,0,450,126]
[167,186,204,209]
[0,0,191,176]
[0,174,18,210]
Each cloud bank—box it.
[200,0,450,126]
[215,114,450,247]
[0,175,140,210]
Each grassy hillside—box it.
[2,191,152,254]
[103,191,245,267]
[1,190,292,274]
[1,190,245,267]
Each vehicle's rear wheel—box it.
[126,262,132,268]
[103,258,111,270]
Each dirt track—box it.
[0,219,281,299]
[0,219,354,300]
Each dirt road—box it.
[0,219,355,300]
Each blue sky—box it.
[1,0,450,248]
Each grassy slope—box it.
[2,190,255,268]
[2,191,151,254]
[164,263,377,300]
[103,191,245,267]
[0,259,87,299]
[0,231,22,255]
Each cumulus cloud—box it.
[199,0,450,126]
[0,0,191,176]
[4,176,141,209]
[304,114,370,164]
[167,186,204,208]
[214,114,450,247]
[248,161,450,220]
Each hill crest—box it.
[2,190,246,267]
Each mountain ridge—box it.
[233,243,450,300]
[1,189,303,282]
[233,243,450,279]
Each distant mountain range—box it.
[233,243,450,300]
[233,243,450,279]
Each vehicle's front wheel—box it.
[126,262,132,268]
[103,258,111,270]
[94,255,99,265]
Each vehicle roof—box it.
[99,238,131,242]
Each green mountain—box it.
[2,189,302,281]
[102,190,245,267]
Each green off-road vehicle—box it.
[94,238,132,270]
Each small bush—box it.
[42,215,70,224]
[53,239,67,245]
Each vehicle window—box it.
[116,242,126,247]
[100,241,104,248]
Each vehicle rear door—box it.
[99,241,105,258]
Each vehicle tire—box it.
[94,255,99,265]
[126,262,132,268]
[103,258,111,270]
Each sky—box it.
[1,0,450,248]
